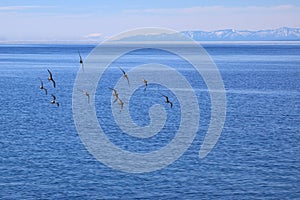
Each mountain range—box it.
[181,27,300,41]
[118,27,300,42]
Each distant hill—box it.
[117,27,300,41]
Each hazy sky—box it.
[1,0,300,41]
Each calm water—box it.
[0,43,299,199]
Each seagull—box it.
[78,51,84,72]
[162,94,173,108]
[78,89,90,104]
[108,87,119,103]
[50,94,59,107]
[142,78,148,91]
[119,67,130,86]
[117,98,124,112]
[39,77,47,95]
[47,69,56,88]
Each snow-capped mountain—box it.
[182,27,300,41]
[118,27,300,41]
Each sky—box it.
[1,0,300,42]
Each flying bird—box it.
[108,87,119,103]
[142,78,148,91]
[39,77,48,95]
[162,94,173,108]
[78,89,90,104]
[78,51,84,72]
[50,94,59,107]
[119,67,130,86]
[47,69,56,88]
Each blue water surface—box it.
[0,43,299,199]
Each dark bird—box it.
[47,69,56,88]
[78,89,90,104]
[78,51,84,72]
[162,94,173,108]
[39,77,48,95]
[142,78,148,91]
[108,87,119,103]
[119,67,130,86]
[50,94,59,107]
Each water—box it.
[0,43,299,199]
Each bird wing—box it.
[143,80,147,91]
[125,75,130,86]
[170,101,173,108]
[111,88,118,95]
[118,98,124,111]
[51,79,56,88]
[166,96,169,102]
[87,94,90,104]
[113,98,117,103]
[51,94,56,100]
[44,88,48,95]
[39,77,43,86]
[119,67,126,75]
[162,94,168,101]
[78,51,82,61]
[79,52,84,71]
[47,69,52,78]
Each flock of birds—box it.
[39,69,59,107]
[39,51,173,111]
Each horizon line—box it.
[1,26,300,45]
[1,40,300,45]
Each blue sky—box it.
[1,0,300,42]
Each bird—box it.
[39,77,48,95]
[119,67,130,86]
[108,87,119,103]
[142,78,148,91]
[78,51,84,72]
[162,94,173,108]
[47,69,56,88]
[78,89,90,104]
[117,98,124,112]
[50,94,59,107]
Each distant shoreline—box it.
[1,40,300,45]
